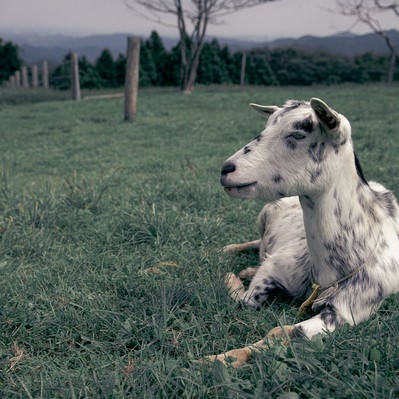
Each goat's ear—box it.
[310,98,340,132]
[250,103,280,118]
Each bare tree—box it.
[125,0,278,93]
[337,0,399,85]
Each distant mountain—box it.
[1,30,398,65]
[261,30,399,57]
[0,32,179,64]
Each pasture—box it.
[0,85,398,398]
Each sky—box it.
[0,0,398,39]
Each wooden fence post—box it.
[9,75,16,88]
[124,37,140,122]
[32,64,38,88]
[15,70,21,88]
[71,53,81,101]
[21,66,29,88]
[240,51,247,91]
[42,60,49,89]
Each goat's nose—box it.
[221,162,236,176]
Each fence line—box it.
[6,61,50,89]
[4,40,141,116]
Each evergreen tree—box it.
[95,49,116,87]
[162,42,181,86]
[353,53,388,83]
[197,39,230,84]
[51,53,72,90]
[231,52,244,84]
[219,45,235,83]
[79,56,102,88]
[245,49,278,86]
[139,41,157,87]
[145,31,168,85]
[115,54,126,86]
[0,39,21,83]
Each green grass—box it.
[0,84,398,398]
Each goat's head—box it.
[220,98,354,201]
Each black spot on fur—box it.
[243,146,251,154]
[262,278,291,298]
[319,304,342,329]
[291,326,306,339]
[324,238,354,276]
[309,142,317,151]
[277,101,307,118]
[309,167,322,184]
[308,142,326,163]
[301,195,315,210]
[354,152,368,186]
[334,199,342,219]
[286,137,297,150]
[347,268,371,291]
[272,174,283,184]
[255,134,262,142]
[294,116,313,133]
[266,234,276,250]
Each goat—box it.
[205,98,399,368]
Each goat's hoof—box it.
[238,267,258,280]
[224,272,237,286]
[224,272,245,302]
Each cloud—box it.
[0,0,398,38]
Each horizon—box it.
[1,26,396,46]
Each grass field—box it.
[0,85,398,398]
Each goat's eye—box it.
[289,132,306,140]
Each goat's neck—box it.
[299,173,381,286]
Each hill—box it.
[264,29,399,57]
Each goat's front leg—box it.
[201,314,332,368]
[202,325,297,368]
[223,239,261,254]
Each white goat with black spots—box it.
[205,98,399,368]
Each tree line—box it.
[0,39,21,84]
[0,31,397,89]
[50,31,397,89]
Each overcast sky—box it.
[1,0,398,39]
